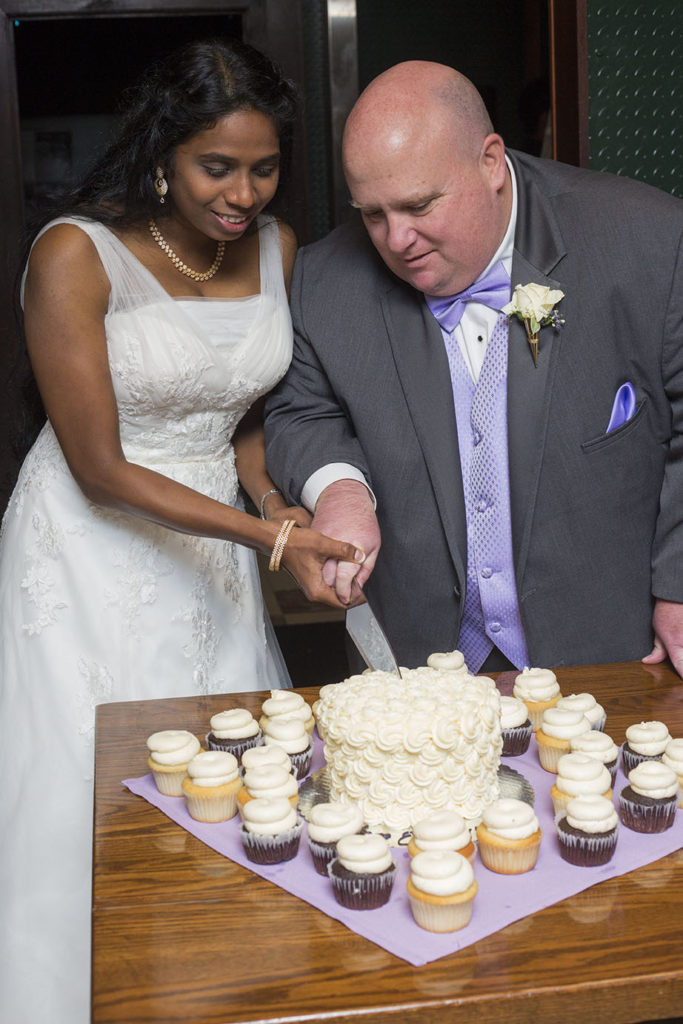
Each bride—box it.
[0,38,363,1023]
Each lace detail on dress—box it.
[21,512,69,635]
[75,657,115,771]
[103,531,176,640]
[4,426,67,523]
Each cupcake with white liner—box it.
[263,716,313,779]
[206,708,263,762]
[328,833,396,910]
[407,850,478,932]
[477,798,542,874]
[556,794,618,866]
[513,666,562,731]
[569,731,619,785]
[499,695,533,756]
[621,721,672,773]
[181,750,242,822]
[260,690,315,736]
[240,796,303,864]
[662,738,683,808]
[237,763,298,816]
[407,809,476,864]
[556,692,606,731]
[146,730,201,796]
[306,801,364,875]
[551,752,613,816]
[536,707,591,773]
[240,742,294,779]
[619,760,679,833]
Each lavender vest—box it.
[441,313,529,671]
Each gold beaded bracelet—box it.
[268,519,297,572]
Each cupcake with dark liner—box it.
[662,738,683,808]
[263,716,313,780]
[512,666,562,731]
[621,720,672,774]
[237,763,298,817]
[556,794,618,866]
[536,706,591,773]
[407,850,478,932]
[146,729,201,797]
[569,731,619,785]
[407,809,476,864]
[205,708,263,762]
[306,801,364,875]
[551,752,612,817]
[328,833,396,910]
[619,760,679,833]
[240,796,303,864]
[260,690,315,736]
[556,692,606,732]
[239,742,294,780]
[181,750,242,822]
[477,798,542,874]
[499,696,533,756]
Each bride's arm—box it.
[23,223,362,602]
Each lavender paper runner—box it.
[124,736,682,967]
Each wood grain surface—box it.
[92,661,683,1024]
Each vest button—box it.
[476,499,488,513]
[489,621,502,633]
[481,567,493,579]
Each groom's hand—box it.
[312,480,381,604]
[642,598,683,678]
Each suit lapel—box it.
[507,153,567,581]
[380,280,467,587]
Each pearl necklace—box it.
[148,220,226,282]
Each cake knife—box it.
[345,599,403,677]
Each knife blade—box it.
[345,599,402,676]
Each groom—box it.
[265,61,683,677]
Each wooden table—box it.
[92,661,683,1024]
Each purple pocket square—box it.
[606,381,637,433]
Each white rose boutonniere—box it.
[502,283,565,367]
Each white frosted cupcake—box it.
[622,721,672,773]
[240,743,293,779]
[240,796,303,864]
[513,666,561,731]
[260,690,315,736]
[619,761,679,833]
[536,707,591,772]
[407,850,478,932]
[237,763,299,816]
[662,738,683,807]
[328,833,396,910]
[181,750,242,822]
[263,716,313,779]
[307,801,364,875]
[407,809,476,864]
[426,650,469,674]
[556,794,618,866]
[477,798,542,874]
[146,730,201,796]
[556,693,606,731]
[499,695,533,756]
[551,752,613,816]
[569,731,619,784]
[206,708,263,762]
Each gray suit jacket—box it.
[265,151,683,668]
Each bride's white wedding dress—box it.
[0,213,292,1023]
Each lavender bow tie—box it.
[428,261,511,333]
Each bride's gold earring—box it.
[154,167,168,204]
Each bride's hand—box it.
[279,527,365,607]
[266,503,312,529]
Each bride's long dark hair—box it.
[33,37,298,231]
[12,37,298,458]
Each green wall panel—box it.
[588,2,683,197]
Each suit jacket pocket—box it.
[580,398,647,454]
